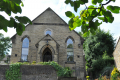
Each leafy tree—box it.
[91,52,114,78]
[0,33,11,61]
[83,28,115,68]
[67,44,73,48]
[91,58,114,79]
[65,0,120,34]
[0,0,32,35]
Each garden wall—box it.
[0,65,57,80]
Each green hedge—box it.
[90,57,114,79]
[92,58,114,71]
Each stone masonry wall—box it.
[113,37,120,71]
[0,65,57,80]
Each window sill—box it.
[65,61,76,64]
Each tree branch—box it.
[88,8,101,9]
[85,4,88,9]
[102,0,112,6]
[90,0,112,23]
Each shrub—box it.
[22,62,30,65]
[32,61,36,65]
[91,57,114,79]
[86,76,90,80]
[95,76,109,80]
[5,63,22,80]
[92,57,114,71]
[38,61,73,77]
[111,67,120,80]
[95,75,120,80]
[100,66,113,77]
[96,67,120,80]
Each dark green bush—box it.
[91,57,114,79]
[111,67,120,80]
[100,66,113,76]
[92,58,114,71]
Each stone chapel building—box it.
[113,37,120,71]
[10,8,85,79]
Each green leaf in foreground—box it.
[107,5,120,14]
[0,15,9,32]
[15,16,32,24]
[65,11,72,17]
[65,0,71,4]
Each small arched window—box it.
[21,38,29,61]
[66,38,74,62]
[46,30,51,35]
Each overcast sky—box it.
[0,0,120,53]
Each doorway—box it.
[43,47,52,62]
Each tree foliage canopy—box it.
[0,33,11,61]
[0,0,32,35]
[81,28,115,68]
[65,0,120,34]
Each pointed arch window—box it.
[21,38,29,61]
[67,38,74,62]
